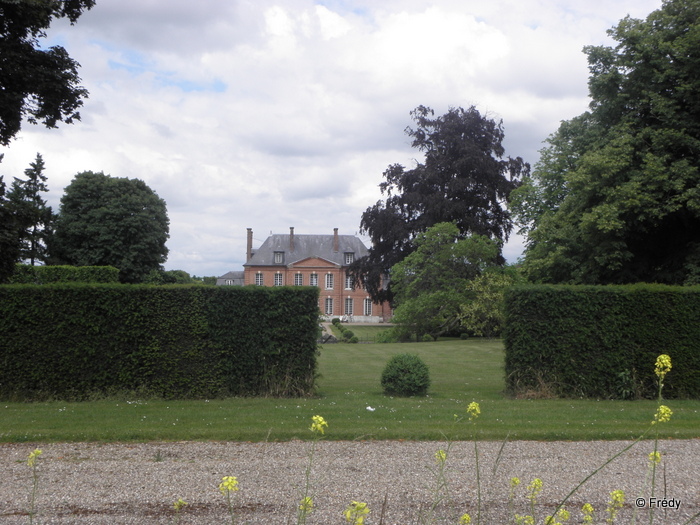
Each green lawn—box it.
[1,339,698,442]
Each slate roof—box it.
[244,233,368,267]
[216,271,245,285]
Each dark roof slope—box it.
[244,234,368,267]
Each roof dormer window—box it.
[274,251,284,264]
[344,252,354,265]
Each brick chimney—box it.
[290,227,295,251]
[333,227,339,252]
[246,228,253,261]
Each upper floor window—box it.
[344,252,354,265]
[325,273,334,290]
[274,273,283,286]
[255,273,263,286]
[294,273,303,286]
[345,275,354,290]
[310,273,318,286]
[274,251,284,264]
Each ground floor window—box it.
[344,298,353,316]
[274,273,283,286]
[324,297,333,315]
[364,298,372,316]
[294,273,303,286]
[255,273,263,286]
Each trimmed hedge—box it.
[503,284,700,399]
[10,264,120,284]
[0,284,319,400]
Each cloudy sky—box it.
[3,0,663,277]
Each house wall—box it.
[243,265,391,322]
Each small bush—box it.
[343,330,354,339]
[421,333,434,342]
[381,354,431,396]
[349,336,359,344]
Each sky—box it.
[2,0,664,277]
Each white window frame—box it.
[274,251,284,264]
[344,297,353,316]
[345,252,354,264]
[325,273,334,290]
[345,275,354,290]
[274,273,283,286]
[310,273,318,286]
[364,298,372,317]
[294,273,303,286]
[324,297,333,315]
[255,273,263,286]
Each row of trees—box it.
[0,157,170,284]
[350,0,700,339]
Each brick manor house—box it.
[217,228,392,323]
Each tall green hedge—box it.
[503,284,700,399]
[10,264,120,284]
[0,284,319,400]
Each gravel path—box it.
[2,440,698,524]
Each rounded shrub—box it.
[380,354,431,396]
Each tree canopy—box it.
[512,0,700,285]
[349,105,528,302]
[389,222,501,340]
[50,171,170,283]
[0,0,94,145]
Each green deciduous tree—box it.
[349,105,528,302]
[0,0,95,145]
[6,153,54,265]
[50,171,170,283]
[389,222,501,340]
[513,0,700,285]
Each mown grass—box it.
[1,338,698,442]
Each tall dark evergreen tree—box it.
[7,153,54,265]
[349,105,528,302]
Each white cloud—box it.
[2,0,664,275]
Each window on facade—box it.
[310,273,318,286]
[294,273,303,286]
[324,297,333,315]
[225,279,233,285]
[344,298,353,316]
[325,273,334,289]
[274,273,283,286]
[344,275,354,289]
[274,251,284,264]
[344,252,354,264]
[364,298,372,317]
[255,273,263,286]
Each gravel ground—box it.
[1,440,698,524]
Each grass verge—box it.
[1,339,698,442]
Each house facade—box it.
[241,227,392,322]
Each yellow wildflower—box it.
[219,476,239,494]
[173,498,188,511]
[648,451,661,464]
[299,496,314,513]
[527,478,543,504]
[466,402,481,421]
[606,490,625,524]
[510,477,521,488]
[459,513,472,524]
[582,503,595,524]
[652,405,673,424]
[310,415,328,435]
[435,449,447,464]
[654,354,672,379]
[27,448,42,467]
[344,501,370,524]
